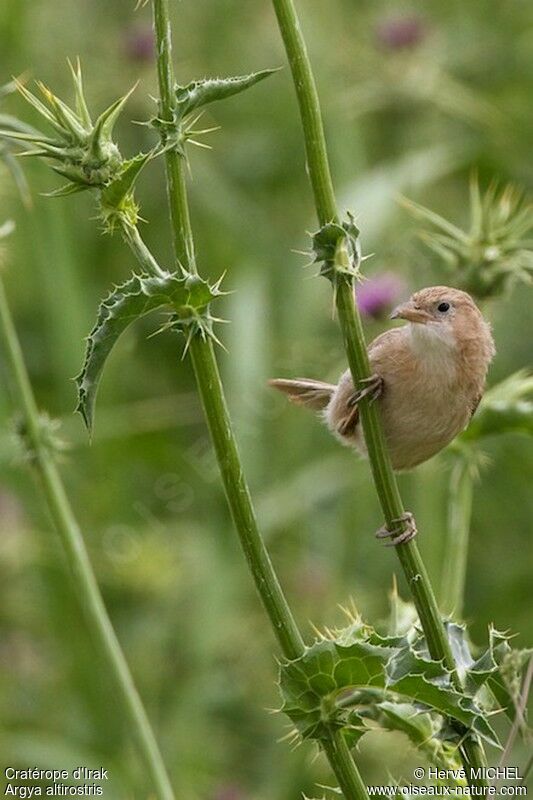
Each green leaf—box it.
[89,84,137,159]
[312,213,362,283]
[461,370,533,441]
[76,273,189,432]
[100,151,154,210]
[279,619,500,752]
[76,271,223,433]
[67,57,92,128]
[174,69,279,121]
[360,701,461,772]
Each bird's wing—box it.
[268,378,335,410]
[368,327,405,356]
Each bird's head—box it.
[390,286,488,343]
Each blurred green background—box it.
[0,0,531,797]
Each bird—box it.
[270,286,495,545]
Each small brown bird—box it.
[270,286,495,541]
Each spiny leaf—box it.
[67,57,92,128]
[76,272,222,433]
[76,273,189,432]
[100,151,153,210]
[14,79,67,137]
[279,621,500,751]
[174,69,279,121]
[36,81,87,140]
[360,701,461,772]
[312,213,362,283]
[89,84,137,159]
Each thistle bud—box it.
[401,178,533,300]
[0,61,136,198]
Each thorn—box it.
[309,621,325,640]
[187,139,212,150]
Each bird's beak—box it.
[390,301,431,324]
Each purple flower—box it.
[356,273,406,320]
[375,15,427,51]
[124,25,155,64]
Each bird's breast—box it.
[371,333,472,470]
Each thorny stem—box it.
[123,190,306,660]
[150,0,369,796]
[0,274,175,800]
[322,731,370,800]
[440,459,474,618]
[150,2,305,657]
[152,0,196,272]
[269,0,489,786]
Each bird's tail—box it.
[268,378,335,410]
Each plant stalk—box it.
[440,459,474,618]
[152,0,196,273]
[150,1,369,796]
[269,0,489,785]
[122,222,167,278]
[0,274,175,800]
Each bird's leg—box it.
[348,373,384,407]
[375,511,418,547]
[337,374,383,438]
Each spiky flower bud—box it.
[402,178,533,300]
[0,62,158,235]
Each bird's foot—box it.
[375,511,417,547]
[348,374,384,407]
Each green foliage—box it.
[174,70,279,122]
[0,64,144,207]
[151,69,278,156]
[278,605,530,764]
[75,271,223,432]
[461,370,533,441]
[312,214,363,283]
[401,179,533,300]
[1,0,532,795]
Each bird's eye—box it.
[437,302,450,313]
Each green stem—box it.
[270,0,337,225]
[150,2,369,797]
[0,276,175,800]
[269,0,488,785]
[121,222,167,278]
[440,459,474,618]
[152,0,196,272]
[123,217,306,658]
[189,335,306,659]
[322,731,370,800]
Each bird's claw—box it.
[348,374,384,407]
[375,511,417,547]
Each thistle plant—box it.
[1,1,531,797]
[268,0,495,788]
[401,183,533,617]
[401,178,533,300]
